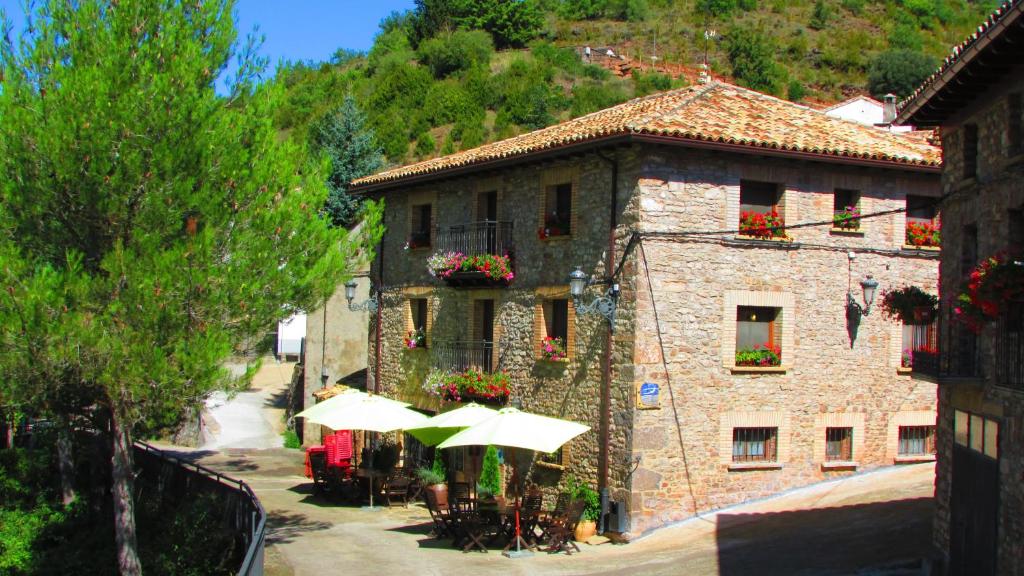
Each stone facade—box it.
[927,73,1024,575]
[363,142,941,538]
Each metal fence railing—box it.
[996,306,1024,390]
[435,221,514,256]
[134,442,265,576]
[432,340,498,373]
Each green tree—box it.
[417,29,494,78]
[867,49,938,99]
[478,445,501,496]
[308,96,385,228]
[724,26,785,96]
[0,1,384,573]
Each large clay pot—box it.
[425,483,448,508]
[574,519,597,542]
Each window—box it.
[901,322,937,367]
[739,180,784,239]
[898,425,936,456]
[535,288,574,362]
[906,195,936,224]
[409,203,433,249]
[825,427,853,461]
[1008,93,1022,155]
[955,410,999,459]
[541,182,572,238]
[963,124,978,180]
[472,299,496,372]
[732,427,778,462]
[960,224,978,278]
[833,189,861,230]
[905,195,939,247]
[735,306,782,367]
[538,444,569,468]
[545,299,569,342]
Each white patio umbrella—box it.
[438,407,590,556]
[293,389,409,421]
[404,403,498,447]
[306,395,428,508]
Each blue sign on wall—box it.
[639,382,659,408]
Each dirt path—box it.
[174,446,935,576]
[201,359,296,450]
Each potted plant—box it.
[538,213,570,239]
[539,336,567,361]
[404,328,427,349]
[879,286,939,324]
[734,342,782,367]
[477,445,501,502]
[956,252,1024,333]
[566,475,601,541]
[901,348,913,368]
[905,221,941,247]
[739,210,788,240]
[417,454,448,503]
[833,205,861,230]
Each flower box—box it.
[427,251,514,288]
[905,221,940,247]
[739,210,788,240]
[833,206,861,230]
[735,343,782,367]
[539,336,567,362]
[423,369,511,404]
[404,329,427,349]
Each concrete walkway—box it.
[201,360,295,450]
[176,446,936,576]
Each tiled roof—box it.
[352,81,940,190]
[899,0,1023,115]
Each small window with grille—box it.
[898,425,936,456]
[825,427,853,461]
[963,124,978,180]
[732,427,778,462]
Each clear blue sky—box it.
[0,0,415,89]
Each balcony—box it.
[430,340,508,405]
[995,310,1024,390]
[432,340,498,374]
[910,349,941,379]
[430,221,515,288]
[911,331,983,382]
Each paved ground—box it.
[172,445,936,576]
[201,360,295,450]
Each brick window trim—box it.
[722,290,795,371]
[403,287,433,348]
[539,166,580,240]
[726,178,792,237]
[720,411,790,466]
[886,410,937,462]
[533,286,576,361]
[813,412,865,466]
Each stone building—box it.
[350,80,942,537]
[896,1,1024,574]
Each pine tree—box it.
[0,1,383,573]
[308,96,385,228]
[479,445,501,497]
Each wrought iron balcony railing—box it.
[911,349,941,378]
[435,221,514,256]
[996,311,1024,390]
[431,340,498,374]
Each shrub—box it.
[696,0,737,17]
[867,49,939,99]
[566,475,601,522]
[415,132,436,157]
[283,429,301,449]
[841,0,864,14]
[478,446,501,497]
[809,0,832,30]
[417,29,494,78]
[724,26,785,96]
[570,82,629,117]
[423,81,479,126]
[633,70,672,97]
[786,79,806,102]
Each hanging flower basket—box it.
[426,251,514,287]
[879,286,938,324]
[956,253,1024,333]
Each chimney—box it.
[883,93,897,124]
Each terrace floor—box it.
[170,446,935,576]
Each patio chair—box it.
[543,499,586,555]
[452,498,488,553]
[519,490,545,544]
[536,492,571,542]
[423,488,454,539]
[450,481,471,501]
[383,473,411,507]
[307,448,328,494]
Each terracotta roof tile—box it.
[353,81,940,189]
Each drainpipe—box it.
[374,231,384,395]
[595,148,618,533]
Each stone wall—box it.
[627,147,941,535]
[931,70,1024,575]
[366,149,642,500]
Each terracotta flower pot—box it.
[574,519,597,542]
[425,483,448,507]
